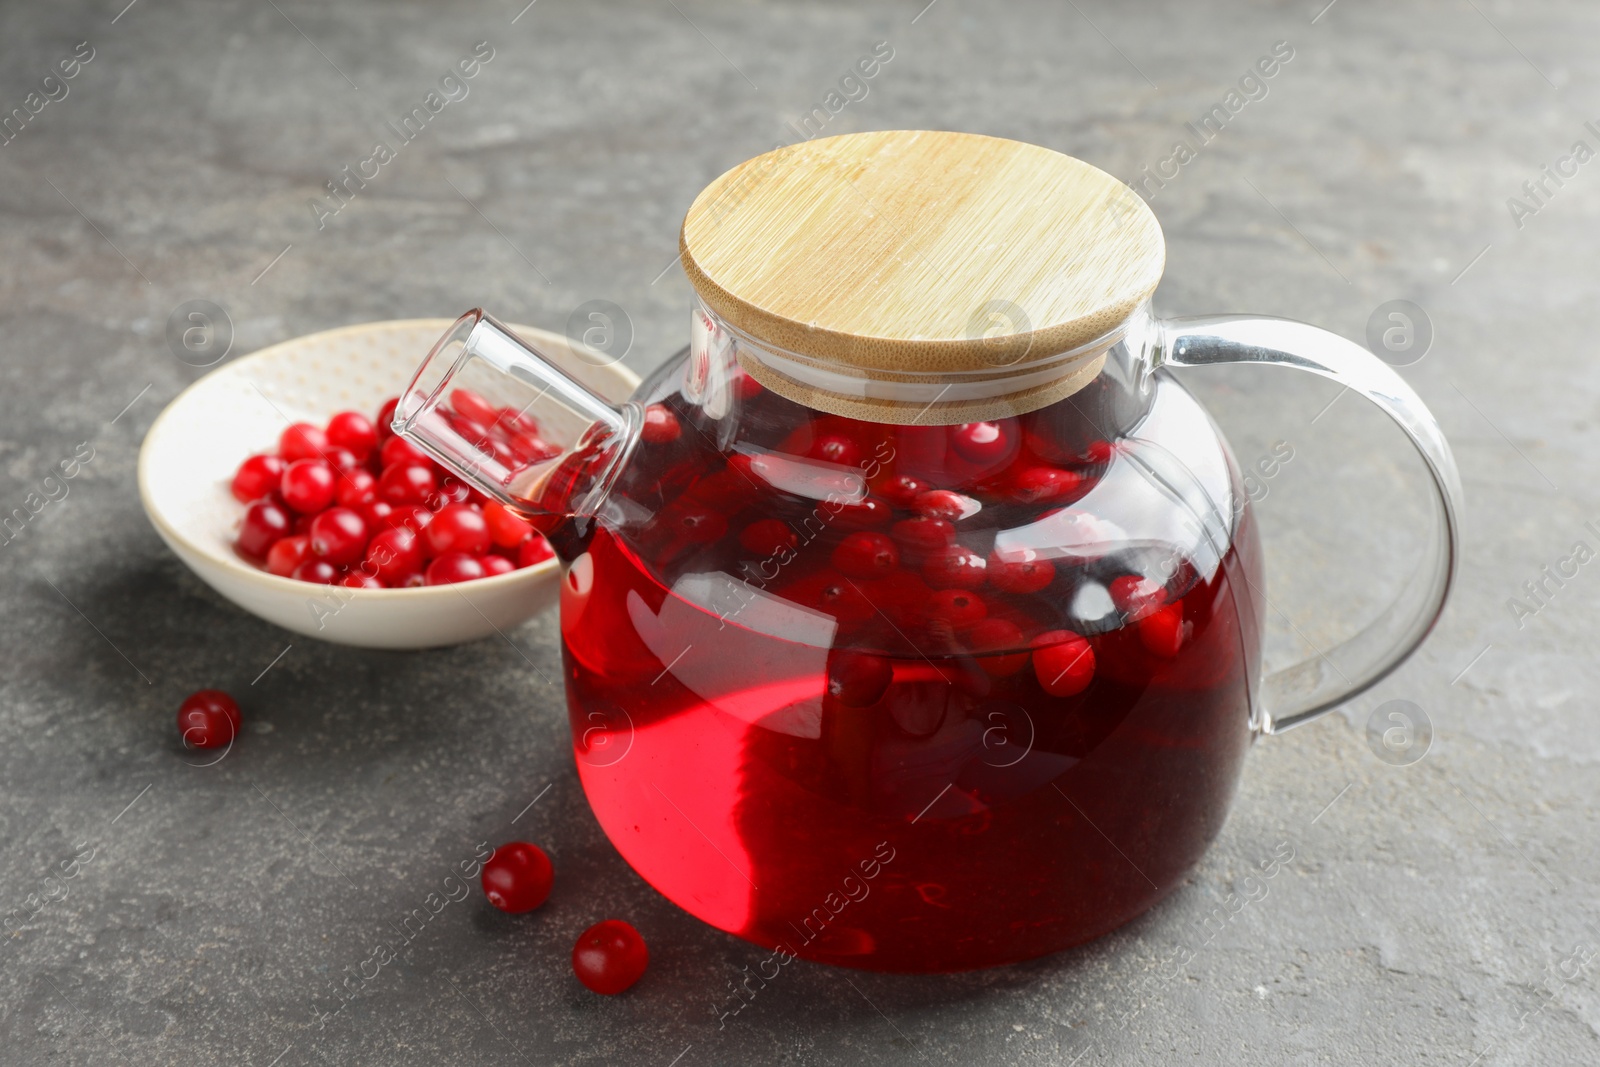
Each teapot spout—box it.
[393,309,641,523]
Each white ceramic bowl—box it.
[138,318,638,649]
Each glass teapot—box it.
[396,131,1461,973]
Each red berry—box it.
[831,532,899,579]
[924,545,986,590]
[913,489,975,522]
[496,406,540,437]
[831,496,892,529]
[231,454,285,503]
[425,503,491,557]
[814,577,874,624]
[966,618,1028,677]
[641,404,681,444]
[430,477,474,510]
[890,516,955,563]
[484,501,533,549]
[425,552,486,585]
[388,504,435,537]
[375,397,401,442]
[341,572,383,589]
[322,446,362,473]
[177,689,241,749]
[481,841,554,913]
[1007,466,1081,504]
[361,500,396,530]
[364,526,424,584]
[279,459,337,514]
[1139,603,1186,658]
[740,519,796,556]
[988,550,1056,594]
[334,468,378,509]
[308,507,369,567]
[927,588,987,629]
[393,571,427,588]
[291,559,338,584]
[809,434,860,467]
[324,409,377,460]
[477,554,514,577]
[572,919,648,995]
[450,388,499,429]
[1032,631,1095,696]
[668,503,727,544]
[1081,440,1115,465]
[875,474,928,507]
[265,534,311,577]
[826,650,893,707]
[237,500,291,559]
[508,432,561,465]
[379,435,431,470]
[278,422,329,462]
[517,536,555,568]
[1110,575,1167,622]
[377,462,438,506]
[950,420,1015,464]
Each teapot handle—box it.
[1158,315,1463,734]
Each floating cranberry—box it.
[1007,466,1081,504]
[572,919,648,995]
[364,526,423,584]
[425,552,486,585]
[341,572,383,589]
[988,551,1056,594]
[379,435,431,471]
[809,434,861,468]
[641,404,682,444]
[913,489,974,522]
[875,474,928,507]
[831,496,892,529]
[1080,440,1115,465]
[1110,574,1167,622]
[291,559,338,584]
[482,501,533,549]
[965,618,1028,676]
[1032,631,1095,697]
[890,516,955,563]
[377,462,438,507]
[231,454,285,503]
[450,388,500,430]
[265,534,311,577]
[375,396,401,442]
[1139,603,1186,658]
[306,507,368,566]
[517,536,556,568]
[951,420,1014,464]
[479,554,516,577]
[826,650,894,707]
[831,532,899,579]
[924,544,987,590]
[928,588,987,629]
[177,689,241,749]
[278,422,329,463]
[237,500,291,559]
[480,841,554,913]
[279,459,337,514]
[668,503,727,544]
[334,468,378,509]
[325,410,377,461]
[740,518,797,556]
[812,576,874,624]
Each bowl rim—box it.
[137,317,636,602]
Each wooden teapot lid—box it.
[679,130,1164,424]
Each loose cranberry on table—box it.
[177,689,241,749]
[572,919,649,995]
[280,459,337,514]
[1032,630,1095,697]
[230,454,284,503]
[480,841,554,914]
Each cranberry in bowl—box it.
[138,319,637,648]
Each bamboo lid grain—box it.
[679,130,1164,424]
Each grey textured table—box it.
[3,1,1597,1063]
